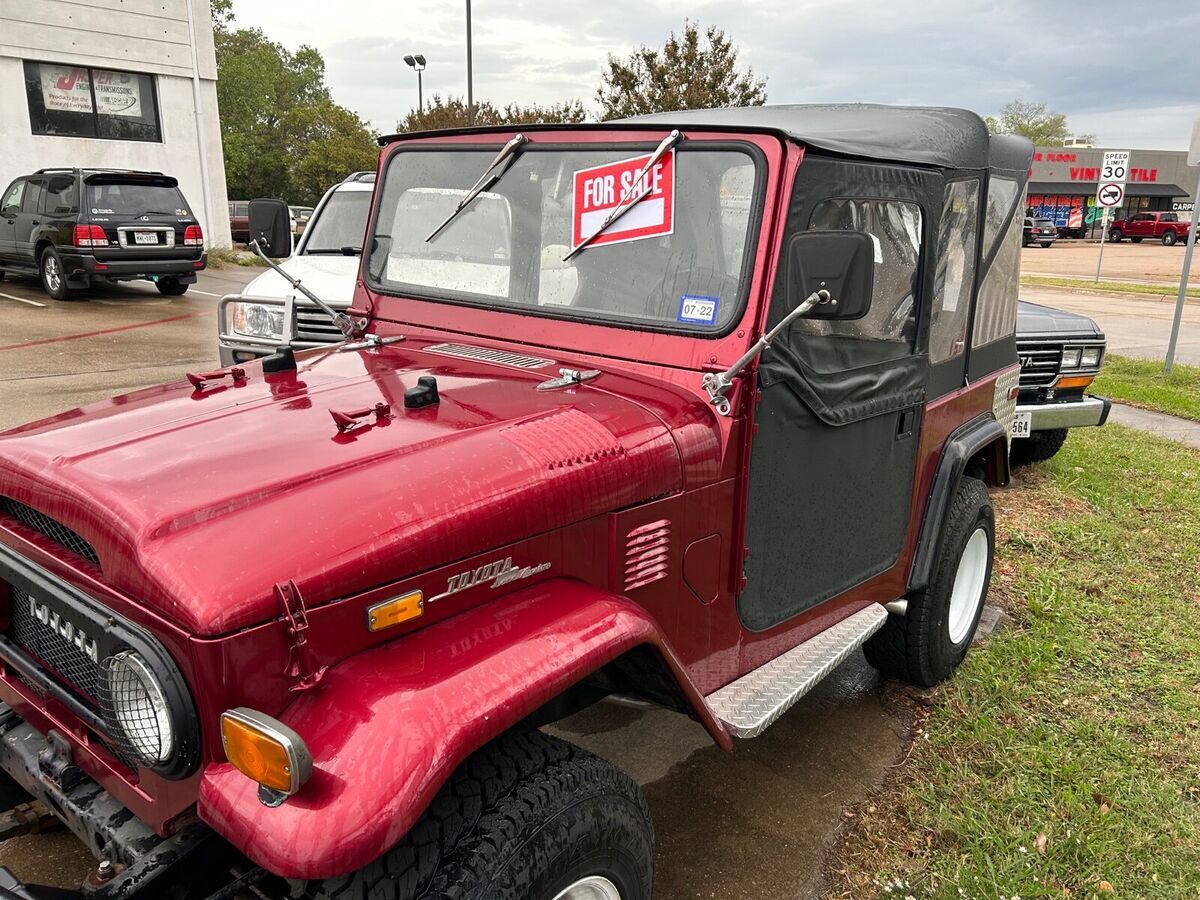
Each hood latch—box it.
[536,368,601,391]
[276,580,327,692]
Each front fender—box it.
[197,579,727,880]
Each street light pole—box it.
[465,0,474,119]
[403,54,427,113]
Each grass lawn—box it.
[830,425,1200,898]
[1093,355,1200,423]
[1020,275,1200,300]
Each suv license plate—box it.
[1011,412,1032,439]
[134,231,158,245]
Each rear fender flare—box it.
[908,413,1006,595]
[197,579,727,880]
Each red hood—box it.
[0,344,682,635]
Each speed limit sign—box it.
[1096,150,1129,208]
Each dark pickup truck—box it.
[1012,300,1111,465]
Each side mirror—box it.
[787,231,875,320]
[248,199,293,258]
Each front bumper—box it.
[0,706,217,899]
[1016,394,1111,432]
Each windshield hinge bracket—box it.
[536,367,602,391]
[276,580,327,692]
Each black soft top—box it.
[379,103,1030,173]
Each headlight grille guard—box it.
[0,542,200,780]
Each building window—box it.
[23,61,161,142]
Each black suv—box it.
[1022,216,1059,248]
[0,168,206,300]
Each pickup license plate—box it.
[134,231,158,245]
[1011,411,1032,439]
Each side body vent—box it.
[423,342,554,370]
[0,498,100,567]
[623,519,671,592]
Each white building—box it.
[0,0,231,245]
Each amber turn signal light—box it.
[366,590,423,632]
[1055,375,1096,390]
[220,708,312,797]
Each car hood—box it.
[0,344,682,635]
[1016,300,1103,337]
[242,254,360,307]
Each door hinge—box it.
[276,580,327,692]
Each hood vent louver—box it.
[0,497,100,567]
[423,343,553,370]
[623,519,671,592]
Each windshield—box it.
[303,190,372,253]
[85,182,188,216]
[366,144,759,332]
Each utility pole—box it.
[1165,118,1200,375]
[465,0,474,121]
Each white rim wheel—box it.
[552,875,623,900]
[946,527,989,645]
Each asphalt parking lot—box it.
[0,240,1198,896]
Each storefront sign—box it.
[40,64,142,118]
[1172,200,1195,213]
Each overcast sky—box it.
[230,0,1200,149]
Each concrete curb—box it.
[1108,404,1200,451]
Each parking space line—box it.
[0,310,214,352]
[0,291,47,308]
[190,289,222,297]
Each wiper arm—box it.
[425,134,530,242]
[564,130,683,261]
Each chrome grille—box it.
[0,498,100,567]
[423,343,554,370]
[1015,341,1062,389]
[8,586,101,702]
[294,306,343,344]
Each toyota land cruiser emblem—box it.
[429,557,551,603]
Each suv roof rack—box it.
[343,171,376,183]
[34,167,164,175]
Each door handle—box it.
[897,408,917,438]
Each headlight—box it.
[228,302,284,340]
[1080,346,1103,368]
[1061,348,1082,368]
[104,651,175,766]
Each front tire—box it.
[1009,427,1068,467]
[39,248,79,301]
[1162,231,1178,247]
[310,730,653,900]
[1109,229,1123,242]
[864,476,994,687]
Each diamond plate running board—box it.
[706,604,890,738]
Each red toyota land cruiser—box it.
[0,106,1031,900]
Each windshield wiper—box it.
[425,133,529,242]
[564,130,683,261]
[305,247,362,256]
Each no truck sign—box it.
[571,151,676,249]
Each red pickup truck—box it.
[1109,211,1195,246]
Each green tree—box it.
[984,100,1075,147]
[396,96,587,133]
[213,3,378,205]
[595,22,767,120]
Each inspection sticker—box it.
[571,150,675,250]
[677,294,719,325]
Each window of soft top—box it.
[364,140,764,336]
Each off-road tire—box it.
[155,278,189,296]
[1109,229,1123,242]
[863,476,994,687]
[310,729,654,900]
[1009,427,1068,467]
[39,248,79,301]
[1162,231,1178,247]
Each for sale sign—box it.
[571,151,675,250]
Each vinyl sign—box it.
[571,150,675,249]
[40,65,143,118]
